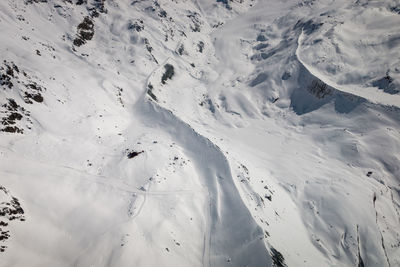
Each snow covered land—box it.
[1,0,400,266]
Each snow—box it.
[1,0,399,266]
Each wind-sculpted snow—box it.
[137,94,271,266]
[295,0,400,107]
[1,0,400,266]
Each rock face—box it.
[73,16,95,47]
[0,0,400,266]
[0,186,25,252]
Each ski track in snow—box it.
[136,91,270,266]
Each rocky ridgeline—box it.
[0,61,46,134]
[0,186,25,252]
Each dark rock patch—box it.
[0,186,25,252]
[127,150,144,159]
[147,83,157,101]
[254,43,269,50]
[294,19,323,35]
[177,44,185,55]
[216,0,232,10]
[256,34,267,42]
[390,5,400,14]
[372,73,399,95]
[187,12,201,32]
[197,41,204,53]
[270,247,287,267]
[128,20,144,32]
[1,99,29,134]
[281,72,291,80]
[308,79,332,99]
[25,0,48,4]
[161,64,174,84]
[144,38,158,64]
[73,16,95,47]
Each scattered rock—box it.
[127,150,144,159]
[147,83,157,101]
[73,16,95,47]
[1,99,29,134]
[0,186,25,252]
[128,20,144,32]
[144,38,158,63]
[187,11,201,32]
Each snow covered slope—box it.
[1,0,399,266]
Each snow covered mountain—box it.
[1,0,400,266]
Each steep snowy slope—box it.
[1,0,399,266]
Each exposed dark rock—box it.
[216,0,232,10]
[25,0,48,4]
[270,247,287,267]
[24,92,43,103]
[281,72,291,80]
[0,186,25,252]
[308,80,332,99]
[76,0,87,5]
[254,43,269,50]
[1,99,28,134]
[92,0,107,14]
[161,64,174,84]
[187,12,201,32]
[158,9,167,18]
[256,34,267,42]
[372,73,399,95]
[128,20,144,32]
[294,19,323,35]
[147,83,157,101]
[144,38,158,63]
[197,41,204,53]
[127,150,144,159]
[177,44,184,55]
[0,61,20,89]
[73,16,95,47]
[390,5,400,14]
